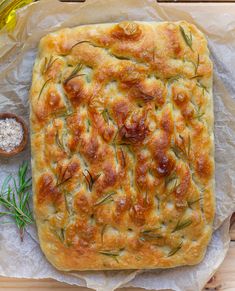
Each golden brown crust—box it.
[30,21,214,271]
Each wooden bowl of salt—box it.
[0,113,28,157]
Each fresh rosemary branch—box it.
[83,169,100,192]
[94,192,116,206]
[140,229,163,241]
[167,241,183,257]
[63,63,85,84]
[188,197,202,208]
[195,54,200,75]
[172,219,192,233]
[179,26,193,51]
[196,81,209,95]
[71,40,92,50]
[0,162,33,241]
[38,78,52,100]
[99,249,124,263]
[43,56,58,75]
[102,109,109,124]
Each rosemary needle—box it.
[0,161,33,241]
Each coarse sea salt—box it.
[0,118,23,152]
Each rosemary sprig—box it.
[188,197,202,208]
[172,135,191,160]
[180,26,193,51]
[94,192,116,207]
[164,173,179,195]
[71,40,92,50]
[140,229,163,241]
[172,219,192,233]
[38,78,52,100]
[196,82,209,95]
[0,162,33,241]
[195,54,200,75]
[166,75,181,84]
[56,228,65,242]
[56,164,73,187]
[55,131,64,152]
[64,63,85,84]
[102,109,109,124]
[120,147,126,168]
[83,170,100,192]
[99,249,123,263]
[167,241,183,257]
[101,224,107,243]
[43,56,58,75]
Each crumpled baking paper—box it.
[0,0,235,290]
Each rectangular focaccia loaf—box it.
[30,21,214,271]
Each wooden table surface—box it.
[0,220,234,291]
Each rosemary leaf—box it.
[55,131,64,152]
[94,192,116,207]
[196,82,209,94]
[166,75,181,84]
[180,26,193,51]
[43,56,59,74]
[187,134,191,158]
[172,219,192,233]
[140,232,163,241]
[64,63,84,84]
[0,162,33,241]
[83,170,100,192]
[188,198,202,208]
[38,78,52,100]
[99,249,122,263]
[71,40,92,50]
[56,176,72,187]
[167,241,183,257]
[101,224,107,243]
[56,228,65,242]
[102,109,109,124]
[195,54,200,75]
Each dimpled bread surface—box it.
[30,21,214,271]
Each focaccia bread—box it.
[30,21,214,271]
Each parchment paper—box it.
[0,1,235,290]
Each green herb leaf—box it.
[172,135,191,161]
[71,40,92,50]
[83,170,101,192]
[140,233,163,241]
[55,131,64,151]
[164,173,179,195]
[172,219,192,233]
[64,63,85,84]
[167,241,183,257]
[188,198,202,208]
[101,224,107,243]
[195,54,200,75]
[99,249,123,263]
[180,26,193,51]
[0,162,33,241]
[196,81,209,94]
[194,104,205,121]
[166,75,181,84]
[56,228,65,242]
[94,192,116,206]
[102,109,109,124]
[43,56,59,75]
[38,78,52,100]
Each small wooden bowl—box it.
[0,113,28,157]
